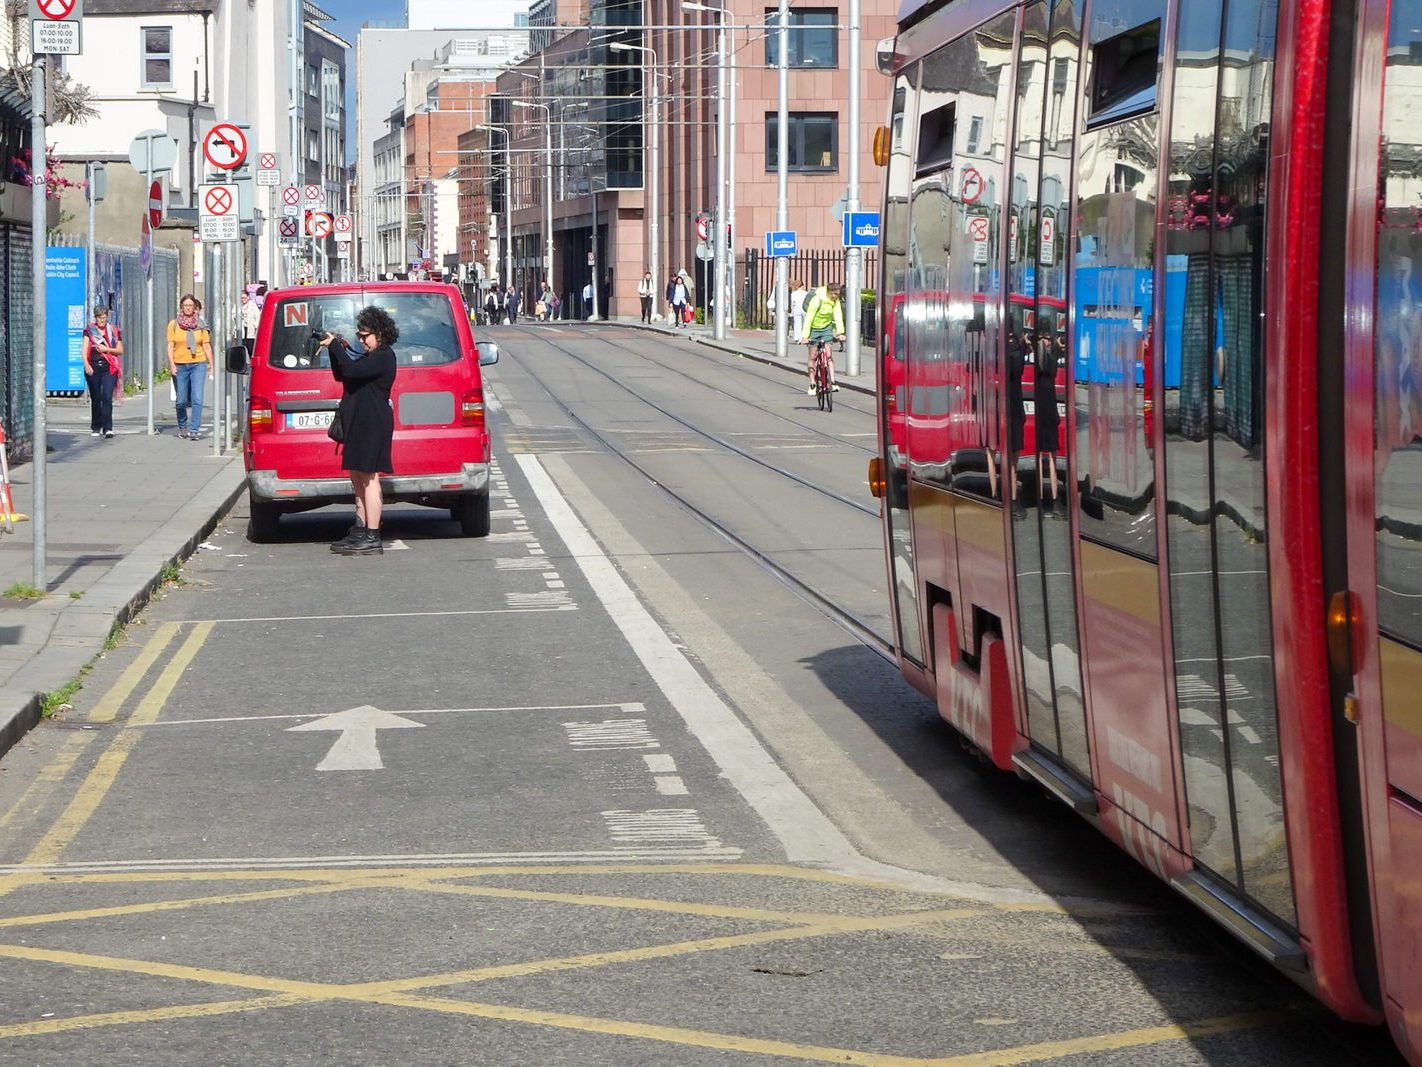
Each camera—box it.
[310,329,327,340]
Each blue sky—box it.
[328,2,402,162]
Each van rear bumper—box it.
[249,462,488,503]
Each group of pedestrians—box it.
[81,290,225,441]
[480,282,563,326]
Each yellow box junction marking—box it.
[0,862,1292,1064]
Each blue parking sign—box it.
[842,211,880,248]
[766,230,797,257]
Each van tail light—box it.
[249,396,273,434]
[460,388,485,427]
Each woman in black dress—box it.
[320,306,398,556]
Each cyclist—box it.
[799,282,845,395]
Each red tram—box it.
[869,0,1421,1057]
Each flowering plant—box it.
[8,144,85,199]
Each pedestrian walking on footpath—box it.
[319,305,399,556]
[82,304,123,439]
[240,288,261,360]
[484,287,501,326]
[667,273,689,328]
[638,269,654,323]
[167,294,213,439]
[505,285,521,324]
[789,279,809,342]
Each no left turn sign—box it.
[202,123,248,171]
[961,167,984,205]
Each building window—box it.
[141,26,172,88]
[764,9,837,68]
[764,112,837,172]
[966,115,983,153]
[322,62,341,122]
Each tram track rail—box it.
[587,327,879,445]
[523,328,878,518]
[499,331,895,662]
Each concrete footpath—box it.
[0,393,245,757]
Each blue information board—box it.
[46,246,87,393]
[842,211,881,248]
[765,230,797,257]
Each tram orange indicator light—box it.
[1326,590,1361,678]
[868,457,886,498]
[873,127,890,167]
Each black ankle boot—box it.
[331,522,364,551]
[335,527,382,556]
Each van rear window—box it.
[266,292,462,370]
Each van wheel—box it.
[452,492,490,537]
[247,499,281,543]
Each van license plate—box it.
[286,411,335,430]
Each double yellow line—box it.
[0,621,212,892]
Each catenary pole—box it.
[726,21,737,332]
[775,0,789,362]
[713,11,727,339]
[844,0,863,377]
[31,56,47,590]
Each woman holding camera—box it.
[319,306,398,556]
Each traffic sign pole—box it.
[30,54,46,589]
[845,0,863,378]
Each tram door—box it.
[1005,1,1090,778]
[1159,0,1295,924]
[880,69,926,667]
[1345,0,1422,1038]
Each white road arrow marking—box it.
[286,705,424,771]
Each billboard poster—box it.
[46,246,87,393]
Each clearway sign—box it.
[765,230,797,257]
[842,211,881,248]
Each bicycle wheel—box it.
[824,373,833,412]
[816,358,828,411]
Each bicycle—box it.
[809,337,839,412]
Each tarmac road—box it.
[0,323,1402,1065]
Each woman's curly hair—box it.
[356,305,400,346]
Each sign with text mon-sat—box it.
[30,0,83,56]
[198,182,239,242]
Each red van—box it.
[230,282,498,542]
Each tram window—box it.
[916,102,955,175]
[1086,19,1160,126]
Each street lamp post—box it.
[609,42,661,323]
[684,0,730,340]
[512,100,555,304]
